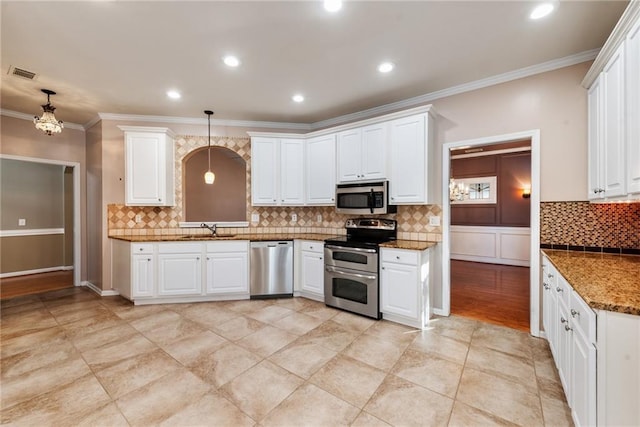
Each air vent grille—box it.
[8,66,37,80]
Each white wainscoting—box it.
[450,226,530,267]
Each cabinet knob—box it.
[570,309,579,317]
[207,257,210,261]
[139,248,144,251]
[564,324,573,332]
[547,273,553,278]
[196,257,200,260]
[147,258,151,261]
[381,266,385,270]
[543,284,549,290]
[560,316,567,324]
[556,287,563,293]
[158,198,162,201]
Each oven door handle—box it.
[325,266,377,281]
[325,245,377,254]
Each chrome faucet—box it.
[201,223,217,236]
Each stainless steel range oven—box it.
[324,218,397,319]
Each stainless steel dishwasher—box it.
[250,241,293,298]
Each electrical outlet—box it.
[317,214,322,223]
[251,213,259,223]
[291,213,297,222]
[429,216,441,226]
[135,214,142,223]
[18,218,26,226]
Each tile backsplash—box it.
[108,134,443,241]
[541,202,640,250]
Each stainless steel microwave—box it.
[335,181,397,215]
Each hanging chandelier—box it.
[204,110,215,185]
[449,178,469,202]
[34,89,63,136]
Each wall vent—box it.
[8,66,37,80]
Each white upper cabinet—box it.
[121,126,175,206]
[389,113,433,204]
[251,137,304,206]
[337,123,387,183]
[306,134,336,205]
[626,18,640,195]
[586,12,640,201]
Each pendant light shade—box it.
[34,89,63,136]
[204,110,215,185]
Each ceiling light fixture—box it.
[378,62,394,73]
[223,55,240,67]
[292,94,305,103]
[204,110,215,185]
[166,90,181,99]
[324,0,342,12]
[530,3,555,20]
[33,89,63,136]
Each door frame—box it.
[0,154,82,287]
[441,129,541,337]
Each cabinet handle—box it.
[556,287,563,293]
[564,324,573,332]
[570,309,579,317]
[560,316,567,324]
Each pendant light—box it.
[34,89,64,136]
[204,110,215,185]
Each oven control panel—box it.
[345,218,396,230]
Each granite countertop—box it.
[110,233,339,243]
[380,240,438,250]
[542,249,640,316]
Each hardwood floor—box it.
[0,270,74,300]
[450,260,530,332]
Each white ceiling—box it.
[0,1,628,128]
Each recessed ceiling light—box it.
[223,55,240,67]
[378,62,394,73]
[166,90,181,99]
[324,0,342,12]
[530,3,555,20]
[292,94,305,103]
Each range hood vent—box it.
[8,66,37,80]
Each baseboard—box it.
[0,266,73,279]
[81,281,120,297]
[432,308,447,317]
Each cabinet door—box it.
[587,78,604,200]
[542,263,558,358]
[337,129,363,182]
[389,114,427,204]
[571,330,596,427]
[380,262,419,319]
[602,44,626,198]
[306,134,336,205]
[206,252,248,294]
[251,137,279,205]
[126,133,166,206]
[132,254,154,297]
[157,253,201,296]
[361,123,387,180]
[301,250,324,296]
[280,138,305,205]
[557,298,573,402]
[627,19,640,195]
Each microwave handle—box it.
[368,189,374,214]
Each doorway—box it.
[441,130,541,337]
[0,154,82,295]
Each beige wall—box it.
[432,61,591,202]
[86,122,103,289]
[0,115,87,280]
[0,235,64,274]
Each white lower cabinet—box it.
[205,241,249,295]
[380,247,431,329]
[542,253,640,427]
[111,239,250,304]
[294,240,324,301]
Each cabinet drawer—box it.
[570,290,596,343]
[132,243,153,254]
[555,274,571,307]
[206,241,248,253]
[381,249,418,265]
[300,241,323,253]
[157,242,201,254]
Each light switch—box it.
[251,213,259,223]
[18,218,26,226]
[429,216,440,226]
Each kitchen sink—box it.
[177,234,236,240]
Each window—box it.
[450,176,497,204]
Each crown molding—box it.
[309,49,598,131]
[96,112,312,131]
[582,0,640,88]
[0,109,84,131]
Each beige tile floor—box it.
[1,287,574,426]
